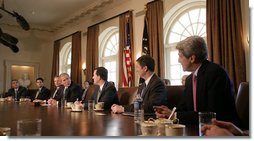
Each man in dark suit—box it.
[60,73,82,102]
[6,79,28,101]
[155,36,240,126]
[111,55,167,113]
[32,77,51,101]
[50,75,63,101]
[91,67,118,110]
[48,76,64,105]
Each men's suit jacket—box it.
[124,74,167,113]
[50,85,64,101]
[64,81,82,102]
[91,81,118,110]
[177,60,240,126]
[7,86,28,101]
[33,86,51,101]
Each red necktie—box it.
[192,74,197,112]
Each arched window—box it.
[59,42,72,75]
[164,0,206,85]
[99,27,119,87]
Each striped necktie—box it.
[52,87,59,99]
[141,83,146,99]
[96,89,101,103]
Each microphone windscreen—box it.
[2,33,18,44]
[0,38,19,53]
[13,11,30,31]
[10,45,19,53]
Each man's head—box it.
[92,67,108,85]
[36,77,44,88]
[53,76,62,87]
[11,80,19,89]
[136,55,155,79]
[176,36,208,72]
[59,73,71,87]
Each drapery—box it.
[86,25,99,83]
[206,0,246,91]
[71,31,82,86]
[146,0,165,78]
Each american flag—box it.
[122,21,132,87]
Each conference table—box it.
[0,101,199,136]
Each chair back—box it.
[117,87,138,105]
[235,82,249,129]
[84,85,99,101]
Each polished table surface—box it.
[0,101,199,136]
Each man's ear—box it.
[190,55,196,63]
[144,66,148,72]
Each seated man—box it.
[48,76,63,104]
[59,73,82,102]
[6,79,28,101]
[32,77,51,101]
[155,36,240,126]
[90,67,118,110]
[111,55,167,114]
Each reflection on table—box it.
[0,102,198,136]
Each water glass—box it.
[199,112,216,136]
[0,127,11,136]
[88,100,95,111]
[17,119,42,136]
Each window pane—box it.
[170,65,181,79]
[104,61,116,83]
[104,33,119,56]
[169,32,181,43]
[170,51,179,64]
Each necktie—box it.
[141,83,146,98]
[82,89,87,100]
[96,89,101,103]
[35,89,40,99]
[52,87,59,99]
[63,87,67,101]
[192,74,197,112]
[14,89,18,100]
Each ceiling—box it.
[0,0,114,32]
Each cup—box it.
[165,124,185,136]
[155,118,173,136]
[198,112,216,136]
[0,127,11,136]
[17,119,42,136]
[88,100,95,111]
[66,102,73,108]
[140,120,158,136]
[95,102,104,110]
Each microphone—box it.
[0,28,19,53]
[1,32,18,44]
[13,11,30,31]
[0,38,19,53]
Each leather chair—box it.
[84,85,99,102]
[117,87,138,105]
[235,82,249,129]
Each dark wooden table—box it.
[0,102,198,136]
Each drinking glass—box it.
[17,119,42,136]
